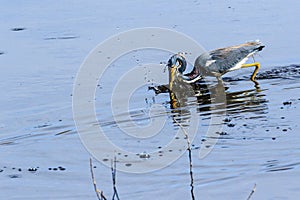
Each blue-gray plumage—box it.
[167,41,265,85]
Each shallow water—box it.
[1,1,300,200]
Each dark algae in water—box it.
[11,27,26,31]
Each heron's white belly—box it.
[229,57,249,71]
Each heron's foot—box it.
[252,79,260,88]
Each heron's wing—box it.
[208,41,264,74]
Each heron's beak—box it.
[168,65,176,91]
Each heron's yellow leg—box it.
[241,62,261,82]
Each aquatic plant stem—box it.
[246,183,256,200]
[89,158,107,200]
[174,119,195,200]
[111,156,120,200]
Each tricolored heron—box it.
[167,40,265,91]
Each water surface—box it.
[1,1,300,199]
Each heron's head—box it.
[167,53,187,91]
[167,53,187,74]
